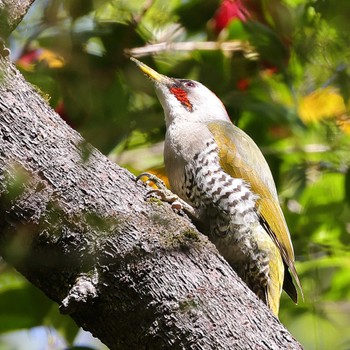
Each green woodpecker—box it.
[131,57,302,316]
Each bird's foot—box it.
[136,172,167,191]
[136,172,197,219]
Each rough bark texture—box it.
[0,0,36,38]
[0,52,304,349]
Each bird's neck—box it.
[165,121,213,157]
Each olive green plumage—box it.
[209,121,302,313]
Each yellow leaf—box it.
[298,87,347,123]
[38,49,65,68]
[336,115,350,135]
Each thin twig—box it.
[126,40,256,58]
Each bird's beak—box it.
[130,57,172,85]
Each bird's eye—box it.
[185,81,196,88]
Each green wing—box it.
[208,121,302,302]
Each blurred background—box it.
[2,0,350,349]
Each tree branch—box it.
[126,40,256,59]
[0,0,36,38]
[0,55,302,350]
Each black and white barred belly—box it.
[181,138,272,306]
[183,139,259,237]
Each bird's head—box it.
[131,57,230,126]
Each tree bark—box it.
[0,55,303,350]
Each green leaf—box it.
[344,167,350,206]
[175,0,219,33]
[44,304,79,345]
[227,19,250,40]
[0,271,52,333]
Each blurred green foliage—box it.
[2,0,350,349]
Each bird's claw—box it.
[136,172,167,191]
[146,188,185,212]
[136,172,197,218]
